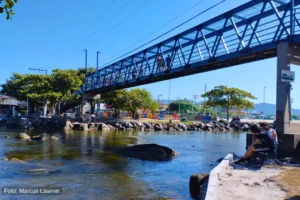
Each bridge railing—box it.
[83,0,300,93]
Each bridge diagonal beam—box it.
[273,9,289,41]
[82,0,300,93]
[270,0,290,36]
[230,17,246,49]
[187,30,201,63]
[247,2,267,48]
[213,18,229,57]
[200,30,213,57]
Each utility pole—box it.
[29,68,48,75]
[96,51,100,70]
[158,94,163,112]
[84,49,88,91]
[193,95,199,116]
[177,98,181,115]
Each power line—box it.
[54,0,135,63]
[45,0,142,71]
[86,0,150,48]
[101,0,227,67]
[42,0,118,68]
[102,0,206,66]
[29,68,48,75]
[81,0,134,47]
[51,0,150,68]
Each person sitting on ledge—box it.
[234,123,276,164]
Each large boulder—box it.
[72,123,81,130]
[117,144,178,161]
[51,133,61,140]
[178,123,187,131]
[16,133,31,141]
[154,123,163,131]
[143,122,151,129]
[98,123,110,131]
[64,120,73,130]
[9,157,25,163]
[189,173,209,199]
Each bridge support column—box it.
[82,93,101,115]
[276,42,292,134]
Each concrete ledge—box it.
[205,154,233,200]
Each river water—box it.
[0,130,246,200]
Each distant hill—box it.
[160,99,204,105]
[253,103,300,116]
[159,100,300,116]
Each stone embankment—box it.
[1,115,274,132]
[69,120,269,132]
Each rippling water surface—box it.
[0,130,246,199]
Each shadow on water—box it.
[0,129,247,199]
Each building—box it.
[0,95,27,114]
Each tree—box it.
[101,90,129,117]
[1,73,61,112]
[102,88,158,118]
[201,85,256,121]
[52,69,83,102]
[169,99,198,114]
[149,100,159,115]
[128,88,153,111]
[1,69,84,114]
[0,0,17,20]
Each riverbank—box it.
[205,154,300,200]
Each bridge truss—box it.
[82,0,300,93]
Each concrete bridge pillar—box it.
[276,42,300,134]
[276,42,292,134]
[81,93,101,115]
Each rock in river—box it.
[117,144,178,161]
[189,173,209,199]
[16,133,31,141]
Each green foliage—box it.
[77,67,96,81]
[149,100,159,114]
[292,115,300,120]
[169,99,198,113]
[1,69,84,113]
[198,106,216,116]
[102,88,157,117]
[1,73,60,106]
[181,117,187,122]
[102,90,129,116]
[0,0,17,20]
[52,69,83,102]
[201,85,256,120]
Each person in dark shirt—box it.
[234,123,275,164]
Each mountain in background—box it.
[159,100,300,116]
[253,103,300,115]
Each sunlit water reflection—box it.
[0,130,246,199]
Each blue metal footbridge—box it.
[82,0,300,93]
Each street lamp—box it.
[193,95,199,116]
[158,94,163,111]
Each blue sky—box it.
[1,0,300,109]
